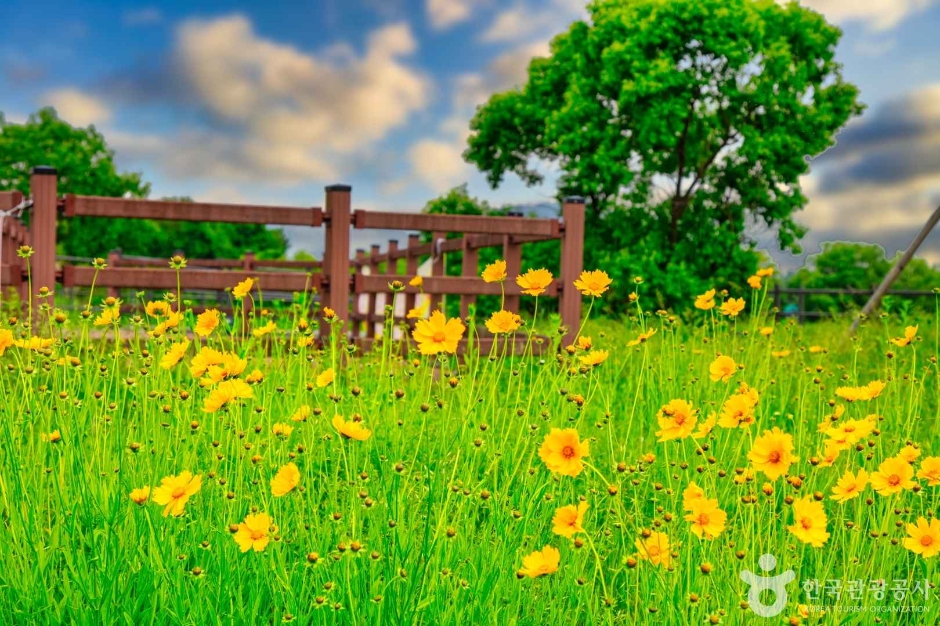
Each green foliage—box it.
[465,0,863,311]
[0,109,287,260]
[787,242,940,315]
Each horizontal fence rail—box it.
[0,166,586,350]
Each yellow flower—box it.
[481,259,507,283]
[898,444,921,463]
[290,405,311,422]
[825,416,876,448]
[626,328,656,347]
[160,339,190,369]
[890,325,918,347]
[788,496,829,547]
[515,268,553,296]
[129,486,150,505]
[682,482,706,510]
[835,380,885,402]
[151,471,202,517]
[694,289,716,310]
[808,345,824,353]
[15,336,54,350]
[635,531,671,568]
[233,277,255,299]
[655,399,698,442]
[151,309,182,335]
[195,309,221,337]
[903,517,940,558]
[316,368,334,388]
[94,306,120,326]
[771,349,790,358]
[684,497,727,540]
[719,298,745,317]
[246,369,264,383]
[409,275,423,288]
[518,545,560,578]
[578,350,609,367]
[747,275,761,289]
[234,512,273,553]
[870,456,916,496]
[718,385,760,428]
[708,355,737,382]
[756,267,774,278]
[42,430,62,443]
[252,320,276,338]
[271,462,300,497]
[145,300,171,317]
[573,270,612,297]
[748,427,798,480]
[332,414,372,441]
[406,300,430,320]
[917,456,940,486]
[202,379,254,412]
[272,422,294,438]
[202,352,248,385]
[412,310,466,356]
[0,329,13,356]
[831,468,868,503]
[538,428,589,477]
[552,501,588,538]
[485,310,523,334]
[759,326,773,336]
[575,336,592,351]
[692,413,717,439]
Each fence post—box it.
[460,237,478,319]
[0,192,23,309]
[503,235,521,313]
[404,234,419,318]
[323,184,351,325]
[367,244,380,338]
[107,249,121,299]
[431,231,446,312]
[559,197,585,345]
[352,249,366,338]
[387,239,399,325]
[30,166,58,307]
[243,250,255,272]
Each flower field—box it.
[0,254,938,625]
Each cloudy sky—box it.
[2,0,939,270]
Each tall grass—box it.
[0,269,937,625]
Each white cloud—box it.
[408,138,473,191]
[798,0,933,31]
[108,15,431,186]
[480,0,585,43]
[42,88,112,126]
[426,0,476,30]
[402,41,551,194]
[123,7,163,26]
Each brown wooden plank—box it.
[352,210,560,237]
[355,274,559,297]
[559,198,585,344]
[66,195,324,226]
[63,266,319,292]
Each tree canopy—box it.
[0,108,287,260]
[465,0,863,310]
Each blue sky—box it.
[2,0,940,268]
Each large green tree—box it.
[465,0,863,310]
[0,108,287,260]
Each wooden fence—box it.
[772,286,937,323]
[0,166,586,347]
